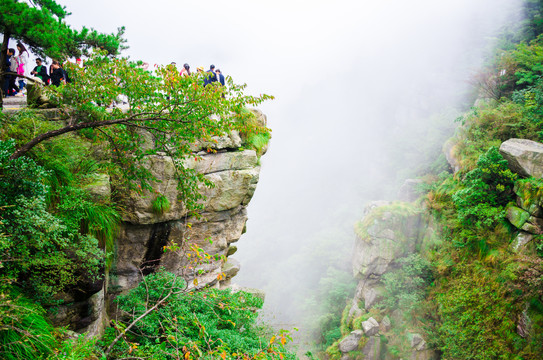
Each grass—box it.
[0,289,58,360]
[151,193,171,215]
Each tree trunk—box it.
[0,31,11,109]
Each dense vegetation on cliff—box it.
[0,4,286,359]
[316,1,543,359]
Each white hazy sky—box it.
[52,0,521,333]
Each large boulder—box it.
[500,138,543,178]
[26,78,58,108]
[506,204,531,229]
[362,317,380,336]
[380,315,392,332]
[338,330,364,353]
[409,333,427,351]
[511,232,535,253]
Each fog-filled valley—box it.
[234,0,521,336]
[4,0,543,359]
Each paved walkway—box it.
[2,95,27,109]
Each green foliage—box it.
[47,334,102,360]
[325,340,342,360]
[152,193,171,215]
[0,288,57,360]
[377,254,433,314]
[435,264,524,360]
[0,0,125,59]
[0,139,104,300]
[235,108,271,156]
[19,52,272,213]
[306,267,356,349]
[510,35,543,87]
[354,202,420,242]
[452,147,517,229]
[245,132,271,156]
[109,271,296,359]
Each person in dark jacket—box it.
[5,49,20,96]
[31,58,49,83]
[49,60,66,86]
[215,69,225,86]
[204,64,217,86]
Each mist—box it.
[57,0,522,345]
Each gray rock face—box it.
[410,350,440,360]
[190,130,242,152]
[410,333,427,351]
[398,179,424,202]
[345,200,430,358]
[338,330,364,353]
[120,150,259,225]
[380,315,391,332]
[110,128,262,296]
[362,317,380,336]
[348,302,364,322]
[511,232,534,253]
[222,258,241,279]
[352,201,419,279]
[362,336,381,360]
[201,168,260,212]
[361,285,382,310]
[101,126,266,334]
[500,138,543,178]
[443,138,460,173]
[84,173,111,201]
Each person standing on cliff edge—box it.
[204,64,217,86]
[215,68,225,86]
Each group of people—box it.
[3,44,227,99]
[2,42,29,97]
[31,59,70,87]
[172,63,225,86]
[2,41,70,98]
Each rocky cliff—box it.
[53,109,268,335]
[335,195,439,360]
[331,137,543,360]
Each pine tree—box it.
[0,0,125,107]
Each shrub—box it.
[435,264,524,360]
[108,271,296,359]
[377,254,433,315]
[0,139,104,301]
[452,146,517,229]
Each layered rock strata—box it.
[54,110,268,334]
[112,110,267,294]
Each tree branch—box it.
[9,114,173,160]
